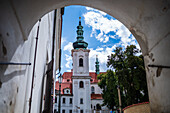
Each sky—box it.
[60,5,140,74]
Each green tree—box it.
[97,70,119,111]
[102,45,149,107]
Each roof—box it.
[55,71,106,94]
[91,94,103,100]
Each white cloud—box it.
[83,8,140,49]
[64,42,73,52]
[89,45,116,72]
[65,54,72,68]
[85,7,107,16]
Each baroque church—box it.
[54,18,108,113]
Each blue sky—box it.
[60,5,140,74]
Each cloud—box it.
[64,42,73,52]
[83,7,140,49]
[65,54,72,68]
[85,7,107,16]
[89,45,116,72]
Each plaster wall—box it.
[0,10,61,113]
[91,83,102,94]
[72,49,90,76]
[54,95,73,112]
[0,0,170,113]
[91,99,108,110]
[72,78,91,113]
[123,103,150,113]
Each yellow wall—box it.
[123,103,150,113]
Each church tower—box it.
[72,17,91,113]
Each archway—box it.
[0,1,170,113]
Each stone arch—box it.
[1,1,170,113]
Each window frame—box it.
[79,58,83,67]
[91,86,95,94]
[55,97,57,103]
[80,110,83,113]
[62,98,65,104]
[80,98,83,104]
[62,109,65,113]
[69,98,72,104]
[79,81,84,88]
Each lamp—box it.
[58,74,63,83]
[58,74,62,113]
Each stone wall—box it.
[123,102,150,113]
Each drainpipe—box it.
[28,19,41,113]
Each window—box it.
[63,98,65,104]
[69,110,72,113]
[67,79,70,82]
[55,97,57,103]
[96,104,101,110]
[70,98,72,104]
[80,98,83,104]
[91,86,95,94]
[62,109,65,113]
[79,58,83,67]
[80,110,83,113]
[54,109,57,113]
[79,81,84,88]
[66,90,69,93]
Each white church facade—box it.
[54,18,109,113]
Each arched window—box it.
[79,58,83,67]
[96,104,101,110]
[91,86,95,94]
[79,81,84,88]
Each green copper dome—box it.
[73,17,88,49]
[95,55,100,75]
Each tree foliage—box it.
[98,45,149,109]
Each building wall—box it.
[91,99,108,110]
[123,102,150,113]
[72,77,91,113]
[91,83,102,94]
[54,95,73,113]
[0,10,62,113]
[72,49,90,76]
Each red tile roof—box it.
[55,72,106,95]
[91,94,103,100]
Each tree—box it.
[100,45,149,108]
[97,70,119,111]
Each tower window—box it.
[80,110,83,113]
[79,81,84,88]
[79,58,83,67]
[80,98,83,104]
